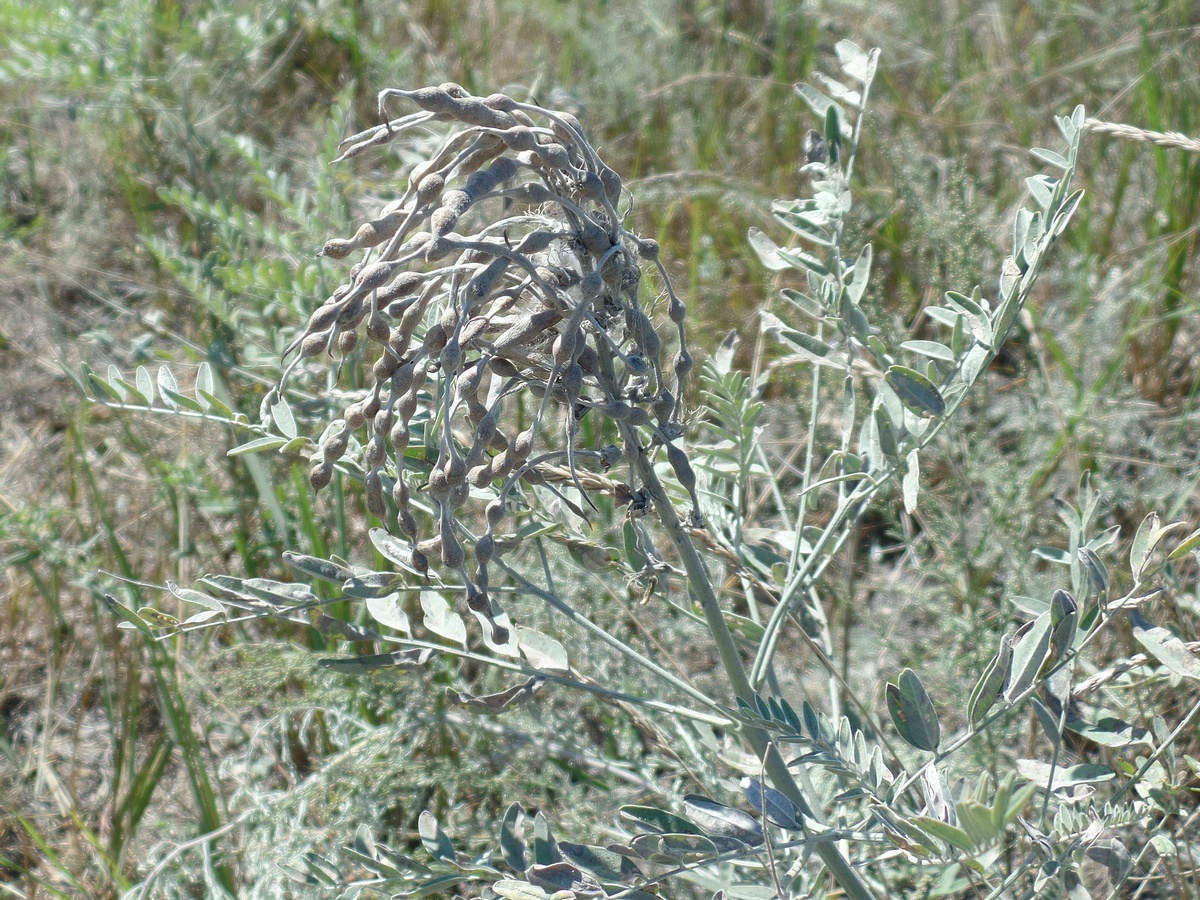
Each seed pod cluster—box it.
[292,84,697,640]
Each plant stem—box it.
[630,439,878,900]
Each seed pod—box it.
[305,302,342,333]
[579,219,611,256]
[448,481,469,509]
[576,344,598,373]
[667,442,696,492]
[552,328,578,364]
[361,391,382,420]
[344,402,366,430]
[632,235,659,260]
[428,466,451,503]
[336,294,364,326]
[392,476,410,507]
[355,261,394,292]
[563,363,584,405]
[418,325,445,356]
[599,166,622,205]
[624,406,651,427]
[379,272,424,307]
[673,349,693,382]
[337,330,359,355]
[390,420,410,454]
[417,536,442,558]
[486,499,506,528]
[509,181,556,204]
[652,389,674,423]
[416,173,445,205]
[372,407,393,437]
[430,207,459,237]
[300,330,331,359]
[367,307,390,345]
[669,297,687,325]
[474,534,495,566]
[492,309,561,353]
[321,238,354,259]
[459,315,489,346]
[366,434,387,467]
[372,353,400,380]
[577,170,605,203]
[502,125,537,151]
[514,428,535,462]
[440,519,464,568]
[310,460,334,491]
[410,546,428,573]
[465,582,489,612]
[322,429,350,463]
[365,469,386,518]
[485,92,517,111]
[391,360,416,395]
[468,463,493,487]
[440,338,463,376]
[474,565,489,589]
[489,357,521,378]
[578,269,603,301]
[396,389,419,423]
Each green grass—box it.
[1,0,1199,896]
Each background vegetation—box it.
[1,0,1198,896]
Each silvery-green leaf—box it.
[366,593,410,633]
[418,810,457,866]
[227,436,289,456]
[682,795,763,846]
[499,803,528,873]
[517,627,569,673]
[1016,759,1114,788]
[740,777,801,829]
[1006,613,1052,701]
[105,365,128,401]
[886,668,940,751]
[282,550,355,584]
[969,632,1012,725]
[1131,610,1200,680]
[135,365,155,406]
[901,340,956,363]
[885,366,945,418]
[420,594,466,646]
[271,392,297,439]
[195,361,214,408]
[157,365,180,411]
[165,580,224,613]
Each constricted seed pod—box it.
[667,442,697,493]
[372,353,400,380]
[366,434,387,467]
[428,466,451,502]
[474,565,489,589]
[673,349,693,382]
[423,323,449,353]
[337,330,359,355]
[474,533,496,566]
[305,302,342,333]
[410,546,428,573]
[321,238,354,259]
[300,330,331,359]
[365,469,386,517]
[344,402,366,430]
[310,460,334,491]
[416,173,445,205]
[440,519,464,568]
[322,429,350,462]
[485,499,506,528]
[390,420,410,454]
[465,582,489,612]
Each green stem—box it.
[630,441,878,900]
